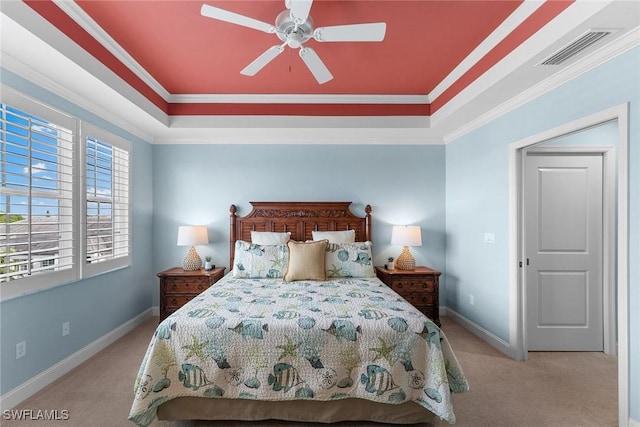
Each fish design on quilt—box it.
[324,296,348,304]
[273,310,300,320]
[267,363,304,392]
[251,297,275,305]
[416,321,442,349]
[229,320,268,339]
[187,308,216,318]
[155,320,176,339]
[358,308,388,320]
[178,364,211,391]
[352,252,371,266]
[360,365,398,396]
[245,244,264,256]
[323,320,362,341]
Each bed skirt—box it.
[157,397,437,424]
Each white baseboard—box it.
[629,417,640,427]
[0,308,154,411]
[152,305,159,317]
[444,307,519,359]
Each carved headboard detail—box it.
[229,202,372,269]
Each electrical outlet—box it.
[62,321,70,337]
[16,341,26,359]
[470,294,475,306]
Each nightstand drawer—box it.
[402,292,436,307]
[164,295,196,308]
[158,266,226,322]
[392,277,436,292]
[164,278,212,294]
[375,266,441,327]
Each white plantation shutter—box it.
[82,124,131,275]
[1,87,132,300]
[1,94,76,290]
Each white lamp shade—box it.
[177,225,209,246]
[391,225,422,246]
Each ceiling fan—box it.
[200,0,386,84]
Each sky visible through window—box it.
[1,104,113,220]
[2,104,67,219]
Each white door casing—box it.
[507,104,628,425]
[524,152,603,351]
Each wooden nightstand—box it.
[158,266,225,322]
[375,266,441,326]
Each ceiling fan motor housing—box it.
[275,10,313,48]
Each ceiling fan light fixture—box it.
[201,0,386,84]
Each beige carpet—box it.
[6,316,617,427]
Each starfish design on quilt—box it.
[276,335,302,360]
[182,335,208,362]
[369,337,397,365]
[327,264,343,277]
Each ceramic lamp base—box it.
[182,246,202,270]
[396,246,416,270]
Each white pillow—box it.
[251,231,291,245]
[312,230,355,243]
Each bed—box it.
[129,202,468,426]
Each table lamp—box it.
[177,225,208,270]
[391,225,422,270]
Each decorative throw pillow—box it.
[325,241,375,278]
[284,240,328,282]
[312,230,355,243]
[233,240,289,278]
[251,231,291,245]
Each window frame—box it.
[80,122,132,278]
[0,87,132,301]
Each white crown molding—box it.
[52,0,171,101]
[153,135,443,145]
[428,0,543,102]
[0,51,155,143]
[168,93,430,105]
[442,24,640,144]
[153,122,443,144]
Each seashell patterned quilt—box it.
[128,275,469,426]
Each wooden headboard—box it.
[229,202,372,269]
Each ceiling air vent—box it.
[539,30,613,65]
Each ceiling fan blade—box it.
[241,45,285,76]
[201,4,275,33]
[299,47,333,84]
[313,22,386,42]
[286,0,313,24]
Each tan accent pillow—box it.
[284,240,328,282]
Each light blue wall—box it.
[445,47,640,419]
[152,144,446,306]
[0,71,155,395]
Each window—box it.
[82,124,131,277]
[0,88,131,299]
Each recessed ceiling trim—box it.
[52,0,171,100]
[428,0,544,102]
[443,25,640,144]
[168,94,430,105]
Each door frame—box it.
[522,146,613,352]
[507,104,629,424]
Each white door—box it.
[524,152,603,351]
